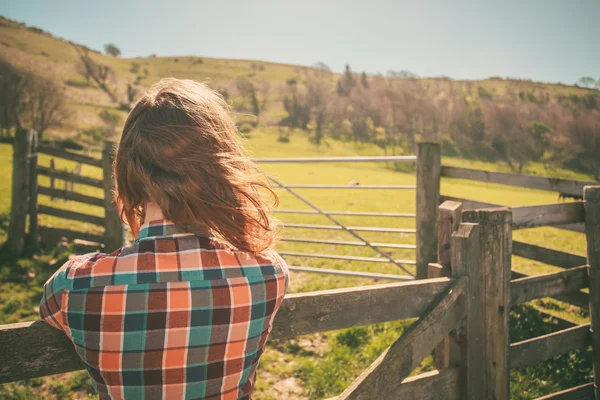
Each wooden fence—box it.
[3,132,600,398]
[2,192,599,399]
[5,130,123,255]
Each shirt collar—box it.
[136,220,197,240]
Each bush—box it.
[238,123,254,134]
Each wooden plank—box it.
[452,223,484,400]
[535,383,595,400]
[0,321,86,384]
[38,144,102,168]
[287,266,413,281]
[327,369,461,400]
[280,251,416,265]
[440,166,592,197]
[513,241,587,269]
[433,201,463,369]
[0,279,453,383]
[463,208,512,400]
[337,277,467,400]
[28,132,39,253]
[6,129,34,254]
[39,226,104,245]
[38,205,105,226]
[511,266,589,305]
[583,186,600,399]
[512,203,585,229]
[510,324,592,369]
[416,142,441,279]
[38,186,104,207]
[512,270,590,309]
[439,196,584,233]
[37,166,103,189]
[272,277,454,339]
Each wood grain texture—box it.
[271,278,453,339]
[462,208,512,400]
[512,241,586,269]
[535,382,595,400]
[337,277,467,400]
[38,186,105,207]
[511,266,589,306]
[439,196,584,234]
[511,203,585,229]
[452,223,484,400]
[37,166,103,189]
[0,279,454,383]
[510,324,591,369]
[38,144,102,167]
[0,321,85,384]
[28,132,39,253]
[6,129,34,254]
[433,201,463,370]
[38,205,105,226]
[440,166,592,197]
[583,186,600,399]
[416,142,441,279]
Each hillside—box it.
[1,15,597,144]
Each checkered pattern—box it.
[40,220,289,400]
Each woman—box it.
[39,78,289,400]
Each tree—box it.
[555,111,600,180]
[0,58,30,133]
[235,77,269,123]
[361,72,369,89]
[75,46,119,104]
[104,43,121,57]
[26,76,68,139]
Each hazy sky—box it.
[1,0,599,84]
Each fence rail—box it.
[509,324,592,369]
[510,266,589,306]
[280,251,416,265]
[38,205,105,226]
[280,237,416,249]
[281,223,416,234]
[37,144,102,168]
[0,277,453,384]
[38,186,104,207]
[37,166,104,189]
[287,266,414,281]
[275,209,416,218]
[274,184,416,190]
[440,165,593,197]
[253,156,417,163]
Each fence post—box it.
[27,131,39,254]
[452,222,482,399]
[6,128,34,255]
[432,200,463,369]
[584,186,600,400]
[462,208,512,400]
[102,141,124,251]
[416,142,441,279]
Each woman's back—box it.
[39,79,288,399]
[41,221,288,399]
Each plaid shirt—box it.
[39,220,289,400]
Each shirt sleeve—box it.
[39,257,76,331]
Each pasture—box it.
[0,127,592,399]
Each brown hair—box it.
[114,78,279,253]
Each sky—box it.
[1,0,599,84]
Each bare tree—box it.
[235,77,269,124]
[74,46,119,103]
[0,58,30,133]
[26,76,69,139]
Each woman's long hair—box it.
[114,78,279,253]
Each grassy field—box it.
[0,126,593,399]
